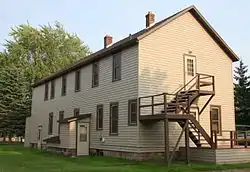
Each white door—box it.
[184,55,196,88]
[77,122,89,156]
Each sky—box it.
[0,0,249,67]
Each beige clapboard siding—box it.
[26,45,139,152]
[138,11,235,151]
[216,149,250,164]
[59,123,70,148]
[179,147,216,163]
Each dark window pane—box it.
[128,100,137,125]
[48,113,53,135]
[50,80,55,99]
[75,70,81,92]
[110,103,118,135]
[74,108,80,117]
[44,83,49,100]
[92,62,99,87]
[96,105,103,130]
[113,53,121,81]
[61,75,67,96]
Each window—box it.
[50,80,55,99]
[210,106,221,135]
[128,99,137,125]
[44,83,49,101]
[48,113,53,135]
[79,125,87,142]
[58,111,64,134]
[61,75,67,96]
[75,70,81,92]
[187,59,194,76]
[74,108,80,117]
[112,52,121,81]
[110,102,118,135]
[96,105,103,130]
[92,62,99,87]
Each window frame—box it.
[96,104,103,130]
[128,99,137,126]
[75,70,81,92]
[61,75,67,96]
[74,108,80,117]
[48,112,53,135]
[210,105,222,135]
[58,111,64,135]
[112,52,121,81]
[109,102,119,136]
[44,83,49,101]
[50,80,55,99]
[92,62,99,87]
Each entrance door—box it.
[184,55,196,87]
[77,122,89,156]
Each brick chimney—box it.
[145,11,155,28]
[104,35,113,48]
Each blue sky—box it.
[0,0,249,67]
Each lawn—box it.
[0,144,250,172]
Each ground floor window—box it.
[110,102,118,135]
[210,105,221,135]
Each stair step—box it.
[200,81,213,87]
[180,90,198,94]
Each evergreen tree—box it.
[234,60,250,124]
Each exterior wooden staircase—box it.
[139,73,215,148]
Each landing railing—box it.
[211,130,250,149]
[139,93,176,116]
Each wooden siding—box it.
[216,149,250,164]
[138,12,235,151]
[179,147,216,163]
[59,123,70,148]
[26,45,139,152]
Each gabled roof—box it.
[33,5,239,87]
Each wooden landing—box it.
[139,114,194,122]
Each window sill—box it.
[96,128,103,131]
[109,133,118,136]
[92,84,99,88]
[75,89,81,93]
[112,78,121,82]
[128,123,137,126]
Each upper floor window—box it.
[48,112,53,135]
[110,102,118,135]
[50,80,55,99]
[96,105,103,130]
[92,62,99,87]
[112,52,121,81]
[74,108,80,117]
[128,99,137,126]
[211,105,221,135]
[44,83,49,101]
[75,70,81,92]
[61,75,67,96]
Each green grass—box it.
[0,144,250,172]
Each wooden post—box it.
[185,119,190,164]
[163,94,169,164]
[230,131,234,148]
[196,74,200,90]
[244,131,248,148]
[214,131,218,149]
[151,96,154,115]
[212,76,215,92]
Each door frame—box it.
[75,121,91,156]
[183,53,197,88]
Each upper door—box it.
[77,122,89,156]
[184,55,196,87]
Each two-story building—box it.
[25,5,240,162]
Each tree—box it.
[234,60,250,125]
[0,22,91,138]
[4,21,91,83]
[0,64,30,139]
